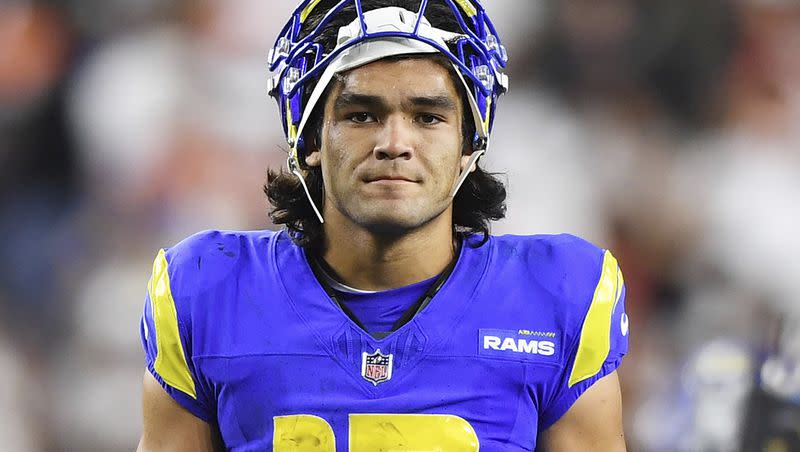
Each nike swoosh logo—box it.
[620,313,629,337]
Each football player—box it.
[138,0,629,450]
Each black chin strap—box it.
[309,245,460,340]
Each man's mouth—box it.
[365,175,417,183]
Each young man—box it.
[138,1,629,450]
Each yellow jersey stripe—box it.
[300,0,326,23]
[150,249,197,399]
[568,250,620,388]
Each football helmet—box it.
[268,0,509,222]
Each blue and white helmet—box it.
[267,0,509,223]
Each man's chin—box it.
[360,216,425,236]
[335,197,450,235]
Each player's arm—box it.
[140,246,221,450]
[537,247,629,451]
[539,370,626,452]
[137,370,221,452]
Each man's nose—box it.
[373,115,414,160]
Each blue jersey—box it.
[141,230,628,451]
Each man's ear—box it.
[460,151,479,174]
[305,149,321,167]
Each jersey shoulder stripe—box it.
[142,228,280,415]
[568,250,624,387]
[491,234,628,430]
[148,248,196,399]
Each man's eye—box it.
[348,113,375,123]
[417,114,442,125]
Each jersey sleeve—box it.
[140,247,214,423]
[539,249,629,430]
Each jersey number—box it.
[274,413,479,451]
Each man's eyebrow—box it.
[333,93,458,112]
[333,93,388,111]
[404,95,458,111]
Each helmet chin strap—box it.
[287,153,325,224]
[450,149,485,198]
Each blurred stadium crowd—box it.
[0,0,798,450]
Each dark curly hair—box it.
[265,0,506,253]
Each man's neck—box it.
[320,212,457,292]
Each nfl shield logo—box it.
[361,349,393,386]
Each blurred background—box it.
[0,0,798,450]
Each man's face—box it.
[305,57,469,235]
